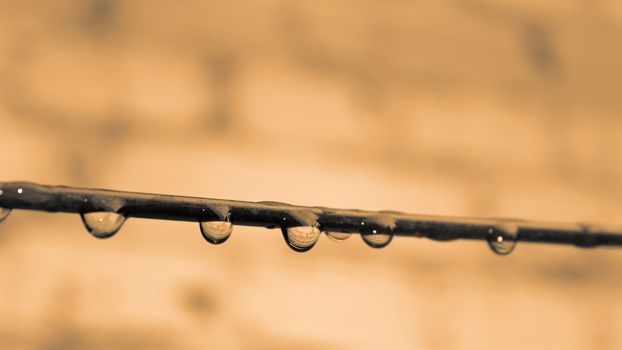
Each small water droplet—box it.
[0,208,11,222]
[200,221,233,245]
[360,218,394,249]
[326,231,350,241]
[81,212,125,239]
[361,231,393,248]
[283,226,321,252]
[487,225,518,255]
[17,188,23,194]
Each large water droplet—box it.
[283,226,321,252]
[360,216,395,249]
[200,221,233,245]
[359,218,394,249]
[487,225,518,255]
[361,229,393,248]
[326,231,350,241]
[0,208,11,222]
[81,212,125,239]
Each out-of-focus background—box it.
[1,0,622,349]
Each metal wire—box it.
[1,181,621,249]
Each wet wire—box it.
[0,182,621,254]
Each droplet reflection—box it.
[487,225,518,255]
[360,218,394,249]
[81,212,125,239]
[326,231,350,241]
[361,229,393,248]
[283,226,321,252]
[200,221,233,245]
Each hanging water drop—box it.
[283,226,321,252]
[200,221,233,245]
[326,231,350,241]
[487,225,518,255]
[0,208,11,222]
[361,228,393,248]
[81,212,125,239]
[360,217,394,249]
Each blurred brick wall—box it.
[0,1,621,349]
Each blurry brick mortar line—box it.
[0,181,621,250]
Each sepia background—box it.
[1,0,622,349]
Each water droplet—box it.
[200,221,233,245]
[326,231,350,241]
[81,212,125,239]
[283,226,321,252]
[361,230,393,249]
[17,188,23,194]
[360,218,394,249]
[487,225,518,255]
[0,208,11,222]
